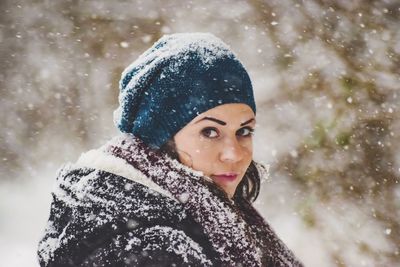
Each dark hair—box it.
[159,139,260,203]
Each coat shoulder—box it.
[39,165,216,266]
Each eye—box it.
[201,127,219,138]
[236,127,254,137]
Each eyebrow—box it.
[195,117,255,126]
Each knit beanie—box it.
[114,33,256,149]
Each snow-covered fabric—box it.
[114,33,256,148]
[38,134,303,266]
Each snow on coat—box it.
[37,134,303,266]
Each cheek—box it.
[240,139,253,159]
[244,146,253,163]
[190,141,219,174]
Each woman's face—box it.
[173,103,255,198]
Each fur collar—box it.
[76,145,173,199]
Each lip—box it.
[211,173,238,182]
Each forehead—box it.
[190,103,255,125]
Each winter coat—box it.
[38,134,303,267]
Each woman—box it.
[38,33,303,266]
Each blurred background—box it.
[1,0,399,266]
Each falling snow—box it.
[1,1,400,267]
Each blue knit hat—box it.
[114,33,256,149]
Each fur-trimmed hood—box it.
[38,134,303,267]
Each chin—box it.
[222,187,237,199]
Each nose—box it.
[219,138,244,163]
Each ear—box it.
[176,149,193,168]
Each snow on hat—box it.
[114,32,256,149]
